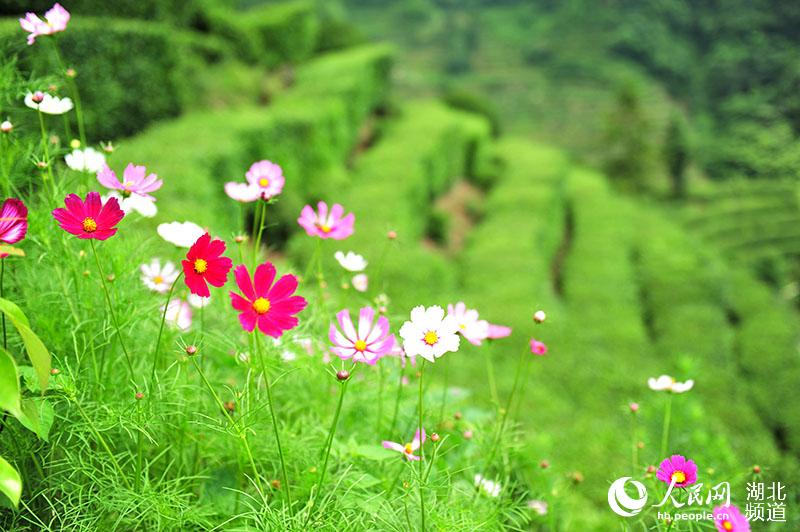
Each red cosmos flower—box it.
[229,262,307,337]
[182,233,232,297]
[52,191,124,240]
[0,198,28,257]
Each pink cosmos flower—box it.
[52,191,124,240]
[182,233,233,297]
[656,455,698,488]
[0,198,28,258]
[224,182,260,203]
[329,307,396,365]
[487,324,512,339]
[713,505,750,532]
[162,299,192,331]
[245,160,285,199]
[97,163,162,200]
[19,3,70,45]
[229,262,307,337]
[382,429,425,461]
[530,338,548,356]
[297,201,355,240]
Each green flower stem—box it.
[389,360,406,438]
[73,396,131,489]
[253,200,267,269]
[418,360,426,532]
[631,411,638,475]
[1,259,6,350]
[89,240,134,380]
[373,236,394,294]
[376,362,384,437]
[37,110,55,190]
[660,394,672,458]
[305,364,355,526]
[135,397,144,491]
[191,356,264,495]
[255,333,291,508]
[51,39,86,147]
[149,273,183,394]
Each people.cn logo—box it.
[607,477,648,517]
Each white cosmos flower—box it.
[648,375,694,394]
[447,302,490,345]
[187,293,210,308]
[399,305,460,363]
[157,221,205,248]
[162,299,192,331]
[224,181,260,203]
[352,273,368,292]
[103,191,157,218]
[334,251,367,272]
[24,92,73,114]
[527,499,548,515]
[140,258,178,293]
[474,475,501,498]
[65,147,106,173]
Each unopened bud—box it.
[454,411,462,420]
[646,465,656,473]
[753,465,761,474]
[234,235,246,243]
[50,368,60,375]
[135,392,144,400]
[31,91,44,103]
[70,139,81,149]
[49,135,59,145]
[66,68,76,78]
[0,120,12,133]
[223,400,235,414]
[463,430,473,440]
[270,479,281,489]
[47,84,57,92]
[540,460,550,469]
[533,310,546,323]
[387,230,397,240]
[106,274,115,282]
[101,141,114,153]
[185,345,198,355]
[571,471,584,483]
[336,370,350,382]
[82,270,90,277]
[430,432,440,442]
[36,161,49,169]
[629,402,639,413]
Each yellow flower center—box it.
[318,223,332,233]
[259,177,269,187]
[252,297,271,315]
[82,217,97,232]
[404,443,413,454]
[193,259,208,274]
[424,331,439,345]
[671,471,686,484]
[354,340,367,352]
[722,521,733,531]
[153,275,163,284]
[123,180,135,189]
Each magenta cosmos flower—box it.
[530,338,548,355]
[298,201,355,240]
[329,307,396,365]
[713,505,750,532]
[182,233,232,297]
[97,163,162,200]
[19,3,70,45]
[52,191,124,240]
[656,455,698,488]
[0,198,28,257]
[230,262,307,337]
[382,429,425,461]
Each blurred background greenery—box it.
[1,0,800,529]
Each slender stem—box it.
[483,348,499,408]
[89,240,134,379]
[660,394,672,458]
[37,110,55,189]
[315,239,325,306]
[250,201,261,261]
[418,360,426,532]
[149,273,183,393]
[73,397,131,489]
[374,237,393,293]
[376,362,384,437]
[191,356,264,494]
[51,40,86,147]
[1,259,6,349]
[135,398,143,491]
[389,360,406,438]
[632,412,638,474]
[306,369,351,526]
[302,237,321,287]
[255,333,291,508]
[253,200,267,269]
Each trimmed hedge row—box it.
[0,0,207,25]
[0,17,231,141]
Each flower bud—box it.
[540,460,550,469]
[82,270,90,277]
[571,471,584,483]
[387,230,397,240]
[31,91,44,103]
[70,139,81,149]
[66,68,76,78]
[454,411,463,420]
[36,161,49,169]
[629,402,639,413]
[135,392,145,401]
[50,368,60,375]
[223,400,235,414]
[234,235,246,244]
[430,432,440,442]
[753,465,761,474]
[101,141,114,153]
[463,430,473,440]
[106,274,115,282]
[47,84,57,92]
[185,345,198,356]
[270,479,281,489]
[533,310,546,323]
[646,465,656,474]
[336,370,350,382]
[0,120,12,133]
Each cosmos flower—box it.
[19,3,70,45]
[140,259,179,293]
[52,191,124,240]
[0,120,12,133]
[24,92,73,114]
[527,500,548,516]
[474,475,501,498]
[245,160,285,199]
[188,293,211,309]
[97,163,162,200]
[329,307,396,365]
[713,505,750,532]
[229,262,307,337]
[656,455,698,488]
[530,338,548,355]
[102,192,157,218]
[0,198,28,258]
[382,429,425,461]
[224,181,260,203]
[157,221,205,248]
[648,375,694,394]
[334,251,367,272]
[297,201,355,240]
[352,273,368,292]
[162,298,192,331]
[399,305,460,363]
[182,233,232,298]
[65,148,106,173]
